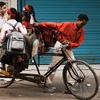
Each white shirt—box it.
[0,19,27,40]
[30,15,35,24]
[0,14,7,29]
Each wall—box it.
[18,0,100,64]
[8,0,17,9]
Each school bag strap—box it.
[7,22,18,30]
[2,22,18,45]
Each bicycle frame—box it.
[35,50,85,81]
[33,50,67,78]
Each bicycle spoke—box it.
[63,60,98,100]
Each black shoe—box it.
[62,89,72,94]
[63,82,76,94]
[43,84,54,93]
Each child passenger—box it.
[21,10,39,57]
[23,5,37,26]
[0,1,7,32]
[22,10,31,29]
[0,8,27,42]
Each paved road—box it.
[0,65,100,100]
[0,76,100,100]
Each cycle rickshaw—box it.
[0,29,99,100]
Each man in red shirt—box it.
[34,14,89,93]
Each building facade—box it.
[1,0,17,9]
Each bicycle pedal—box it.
[1,69,10,76]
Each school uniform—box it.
[22,21,31,29]
[0,19,27,41]
[0,14,7,29]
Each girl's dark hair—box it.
[0,1,6,7]
[7,8,22,22]
[25,5,37,22]
[78,14,89,21]
[16,12,22,22]
[22,10,30,22]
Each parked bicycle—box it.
[0,43,99,100]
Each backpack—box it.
[5,22,26,55]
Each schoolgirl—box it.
[23,5,37,26]
[0,8,27,42]
[0,1,7,31]
[21,10,39,57]
[22,10,31,29]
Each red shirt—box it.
[39,22,84,49]
[22,21,31,29]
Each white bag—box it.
[7,31,26,54]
